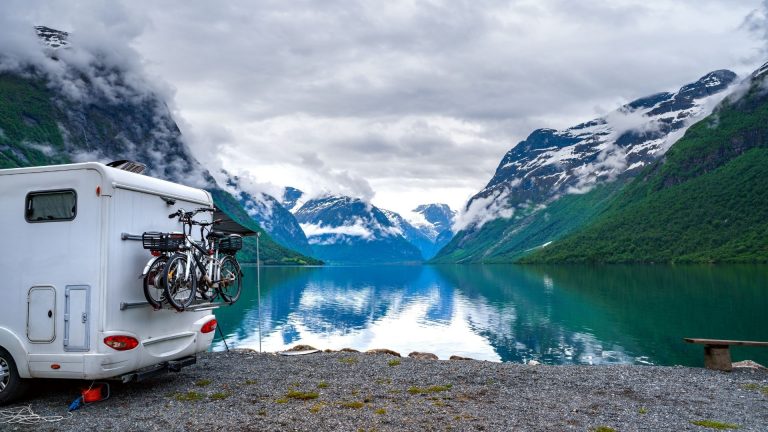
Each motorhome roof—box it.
[0,162,212,206]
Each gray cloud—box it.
[2,0,766,214]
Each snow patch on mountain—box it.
[454,69,738,232]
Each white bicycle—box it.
[163,208,243,311]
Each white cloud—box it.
[452,182,518,232]
[2,1,766,215]
[301,219,374,243]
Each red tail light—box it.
[151,250,161,257]
[104,335,139,351]
[201,319,217,334]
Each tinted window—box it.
[25,190,77,222]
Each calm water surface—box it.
[212,265,768,366]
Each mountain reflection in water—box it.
[212,265,768,366]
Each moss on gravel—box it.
[173,391,203,402]
[690,419,740,430]
[408,384,453,394]
[285,390,320,400]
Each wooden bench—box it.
[684,338,768,371]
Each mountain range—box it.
[3,26,765,265]
[285,189,454,264]
[433,69,746,263]
[520,62,768,263]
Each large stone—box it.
[366,348,401,357]
[449,355,476,361]
[732,360,767,370]
[408,351,438,360]
[285,344,317,352]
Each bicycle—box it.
[140,231,185,309]
[164,208,243,311]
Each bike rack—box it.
[120,300,221,312]
[123,231,229,313]
[186,302,221,312]
[120,300,151,310]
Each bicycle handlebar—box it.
[169,207,215,219]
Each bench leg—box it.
[703,345,732,371]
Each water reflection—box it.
[212,264,768,366]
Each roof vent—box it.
[106,160,146,174]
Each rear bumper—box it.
[27,314,216,380]
[117,355,197,383]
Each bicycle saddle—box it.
[207,231,226,239]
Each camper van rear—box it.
[0,163,217,404]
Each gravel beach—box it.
[2,349,767,431]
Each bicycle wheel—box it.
[143,255,168,309]
[164,253,197,311]
[218,255,242,304]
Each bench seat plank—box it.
[684,338,768,347]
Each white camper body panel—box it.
[0,163,216,380]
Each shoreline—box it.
[4,350,767,431]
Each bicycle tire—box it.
[143,255,168,309]
[218,255,242,304]
[164,253,197,311]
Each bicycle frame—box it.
[173,211,231,290]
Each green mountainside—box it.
[523,72,768,263]
[431,181,625,263]
[0,72,318,265]
[432,69,740,265]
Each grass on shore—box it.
[690,419,740,430]
[407,384,453,395]
[173,391,203,402]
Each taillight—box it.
[104,335,139,351]
[151,250,161,257]
[201,319,217,334]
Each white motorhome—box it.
[0,162,234,404]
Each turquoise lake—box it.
[212,265,768,366]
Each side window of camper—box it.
[25,189,77,222]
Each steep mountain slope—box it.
[523,63,768,263]
[0,26,317,264]
[282,186,305,212]
[224,175,312,256]
[380,208,434,260]
[294,195,423,264]
[433,69,738,263]
[210,190,320,264]
[401,204,455,259]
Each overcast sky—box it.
[10,0,768,215]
